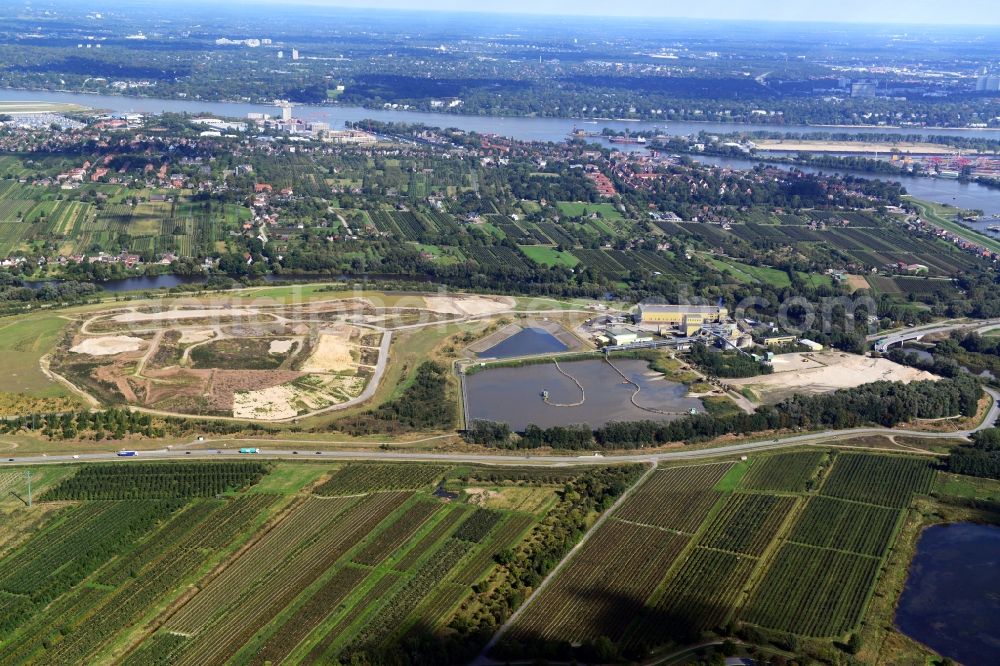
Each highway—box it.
[4,385,996,468]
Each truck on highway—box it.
[116,450,138,457]
[239,447,260,454]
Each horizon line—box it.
[82,0,1000,28]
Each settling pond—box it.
[463,358,702,431]
[895,522,1000,666]
[478,327,568,359]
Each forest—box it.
[949,427,1000,480]
[331,361,456,436]
[688,343,773,378]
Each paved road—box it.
[4,386,995,467]
[870,317,1000,351]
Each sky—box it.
[264,0,1000,24]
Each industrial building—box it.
[976,74,1000,92]
[635,304,728,327]
[850,81,877,98]
[798,338,824,352]
[606,327,654,347]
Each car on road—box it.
[72,455,80,459]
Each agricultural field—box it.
[0,444,979,666]
[739,450,826,492]
[0,461,592,665]
[819,452,935,508]
[613,463,732,533]
[0,172,250,259]
[503,451,940,659]
[657,217,987,278]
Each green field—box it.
[0,101,86,114]
[519,244,580,267]
[557,201,623,220]
[0,315,69,396]
[407,242,463,266]
[707,256,792,287]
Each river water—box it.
[7,88,1000,143]
[895,522,1000,666]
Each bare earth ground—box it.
[729,352,937,403]
[423,295,516,316]
[112,308,260,323]
[268,339,295,354]
[844,274,872,291]
[233,385,301,420]
[70,336,145,356]
[179,329,215,344]
[51,296,495,420]
[301,328,357,373]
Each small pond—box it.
[895,522,1000,666]
[479,327,568,359]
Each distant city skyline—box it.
[239,0,1000,25]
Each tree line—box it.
[467,375,982,450]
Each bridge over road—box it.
[871,317,1000,353]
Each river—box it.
[7,88,998,214]
[696,154,1000,222]
[6,88,1000,144]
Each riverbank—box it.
[754,139,964,155]
[0,100,87,114]
[906,197,1000,254]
